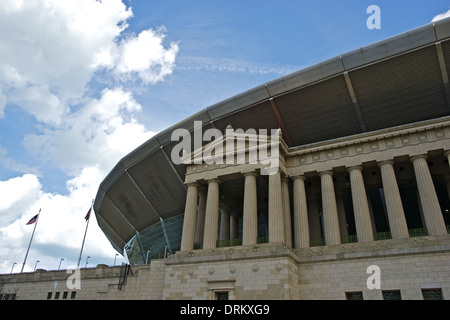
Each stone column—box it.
[378,160,409,239]
[242,171,258,245]
[203,178,221,249]
[307,192,322,241]
[219,207,230,241]
[445,150,450,166]
[292,175,309,248]
[194,187,207,244]
[180,182,198,251]
[319,170,341,245]
[335,191,348,237]
[282,176,292,247]
[410,155,447,236]
[268,170,285,243]
[230,213,239,240]
[348,166,374,242]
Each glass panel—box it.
[346,292,363,300]
[383,290,401,300]
[422,289,443,300]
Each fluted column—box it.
[348,166,374,242]
[307,193,322,240]
[242,171,258,245]
[203,178,221,249]
[335,191,348,237]
[411,155,447,236]
[378,160,409,239]
[268,170,285,243]
[292,175,309,248]
[230,213,239,239]
[282,176,292,247]
[180,182,199,251]
[194,187,207,244]
[319,170,341,245]
[219,207,230,241]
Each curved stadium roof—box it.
[94,18,450,254]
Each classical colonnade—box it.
[180,150,450,252]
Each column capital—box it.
[291,175,306,181]
[185,182,199,188]
[347,165,363,172]
[444,149,450,156]
[207,178,222,184]
[410,154,428,162]
[242,171,258,178]
[378,159,395,167]
[318,170,334,177]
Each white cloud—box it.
[0,0,178,124]
[178,55,301,76]
[0,169,123,273]
[114,27,180,84]
[0,0,177,273]
[23,87,156,176]
[432,9,450,22]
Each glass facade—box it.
[125,214,184,265]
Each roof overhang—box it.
[94,17,450,253]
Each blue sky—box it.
[0,0,449,274]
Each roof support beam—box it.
[435,42,450,112]
[125,169,163,219]
[160,147,187,190]
[343,72,367,132]
[269,98,293,147]
[104,193,136,232]
[95,213,128,250]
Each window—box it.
[383,290,402,300]
[215,291,229,300]
[70,291,77,299]
[422,289,443,300]
[54,292,60,299]
[63,291,68,299]
[346,292,363,300]
[47,292,52,300]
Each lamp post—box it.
[34,260,40,271]
[85,256,90,268]
[58,258,64,270]
[10,262,17,274]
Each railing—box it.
[117,263,133,290]
[194,226,449,250]
[374,231,392,240]
[341,235,358,244]
[408,228,428,237]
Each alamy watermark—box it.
[170,121,281,175]
[367,5,381,30]
[66,268,81,290]
[366,265,381,289]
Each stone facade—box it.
[1,235,450,300]
[2,116,449,300]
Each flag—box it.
[84,208,91,221]
[26,214,39,225]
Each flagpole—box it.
[77,200,93,268]
[21,208,41,273]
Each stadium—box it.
[2,17,450,300]
[94,16,450,261]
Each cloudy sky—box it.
[0,0,449,274]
